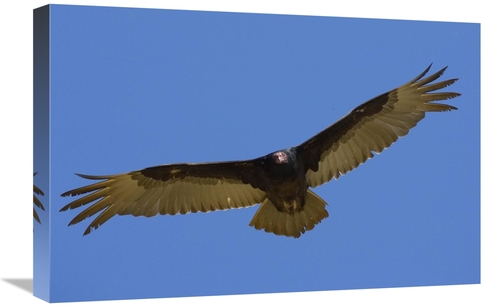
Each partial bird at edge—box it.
[34,172,45,224]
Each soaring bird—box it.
[33,173,45,224]
[60,64,460,238]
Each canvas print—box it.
[33,4,480,303]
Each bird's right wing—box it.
[60,159,268,235]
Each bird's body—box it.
[61,65,460,238]
[255,149,307,214]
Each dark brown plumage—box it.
[60,64,460,238]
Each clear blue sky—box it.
[32,4,479,303]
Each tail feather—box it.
[249,190,329,238]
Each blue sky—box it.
[30,4,480,303]
[0,1,498,306]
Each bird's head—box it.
[272,151,288,164]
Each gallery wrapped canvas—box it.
[33,4,480,303]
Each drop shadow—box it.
[2,278,33,294]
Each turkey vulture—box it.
[33,172,45,224]
[60,64,459,238]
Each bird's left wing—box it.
[60,160,267,235]
[298,65,460,188]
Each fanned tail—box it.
[249,190,329,238]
